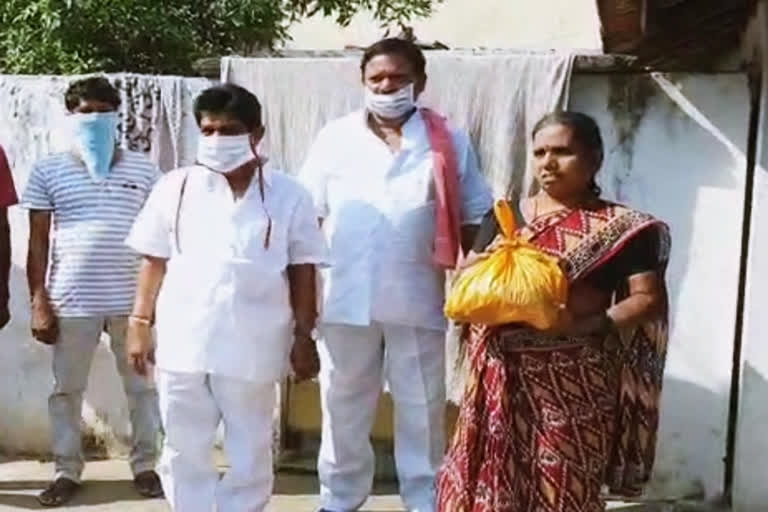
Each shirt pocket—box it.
[387,148,435,207]
[383,200,436,263]
[164,255,223,306]
[237,216,287,262]
[326,173,378,209]
[174,208,226,256]
[232,217,289,300]
[325,175,380,241]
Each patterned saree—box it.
[436,202,671,512]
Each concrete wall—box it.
[286,0,602,50]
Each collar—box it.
[362,108,425,151]
[198,158,273,189]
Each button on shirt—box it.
[300,110,492,331]
[126,165,329,384]
[21,150,160,316]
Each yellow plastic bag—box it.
[444,200,568,329]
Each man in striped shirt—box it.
[21,77,163,507]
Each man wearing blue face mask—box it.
[21,76,163,507]
[300,38,492,512]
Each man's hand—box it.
[126,319,155,377]
[31,295,58,344]
[290,335,319,381]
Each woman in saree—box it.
[436,111,671,512]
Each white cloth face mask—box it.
[364,83,416,120]
[196,134,256,174]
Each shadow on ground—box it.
[0,479,146,509]
[0,472,403,511]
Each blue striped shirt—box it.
[21,150,160,317]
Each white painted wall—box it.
[571,73,748,500]
[286,0,602,51]
[732,2,768,510]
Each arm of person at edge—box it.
[126,256,166,376]
[287,264,320,381]
[0,146,17,330]
[27,210,58,344]
[286,182,329,381]
[123,172,173,376]
[0,207,10,329]
[456,130,492,256]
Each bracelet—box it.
[129,315,152,326]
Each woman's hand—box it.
[457,235,506,271]
[544,307,614,337]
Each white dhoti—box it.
[156,370,276,512]
[318,322,446,512]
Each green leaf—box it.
[0,0,443,74]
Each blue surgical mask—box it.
[71,112,119,183]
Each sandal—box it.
[134,470,164,498]
[37,477,81,507]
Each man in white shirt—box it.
[125,84,328,512]
[300,38,493,512]
[21,77,163,507]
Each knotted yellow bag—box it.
[444,200,568,329]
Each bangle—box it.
[129,315,152,326]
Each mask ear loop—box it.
[176,162,270,253]
[179,131,269,253]
[251,130,271,249]
[175,171,189,254]
[256,158,272,249]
